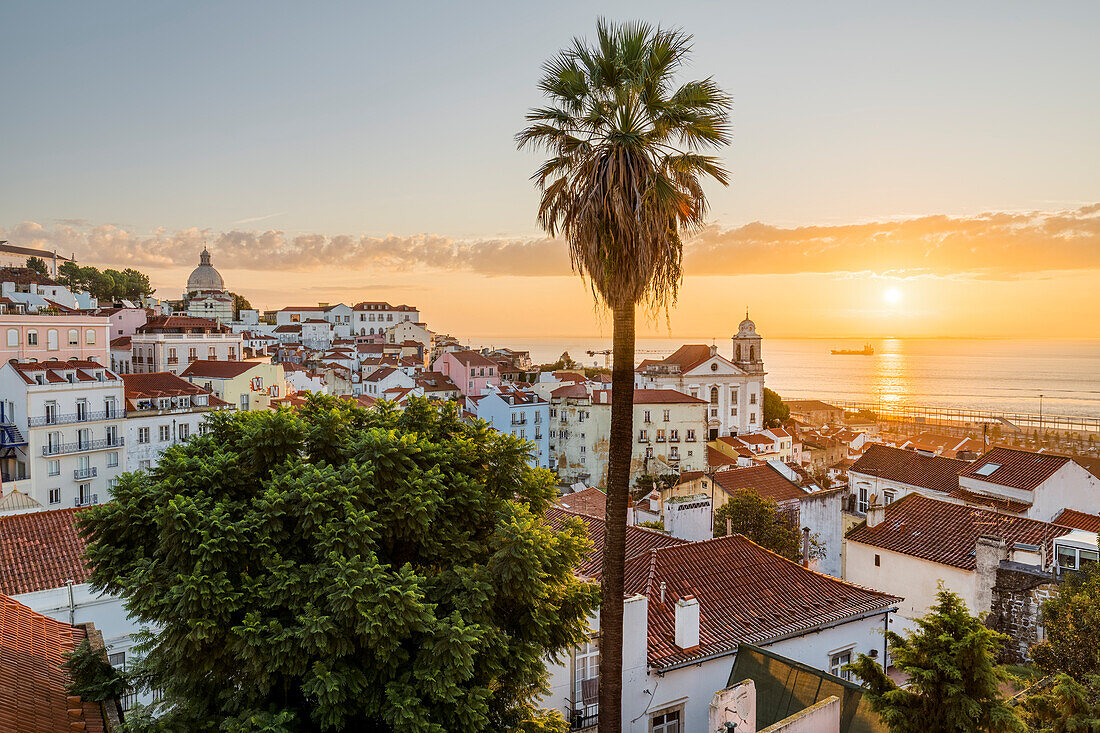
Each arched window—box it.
[6,328,17,347]
[736,344,741,361]
[67,329,78,346]
[749,345,755,362]
[85,329,96,344]
[710,386,719,404]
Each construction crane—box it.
[585,348,670,369]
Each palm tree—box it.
[518,20,730,733]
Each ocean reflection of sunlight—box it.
[872,340,910,407]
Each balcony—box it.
[43,437,124,457]
[167,357,179,365]
[29,410,122,427]
[74,467,98,480]
[75,493,100,508]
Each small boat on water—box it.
[831,344,874,355]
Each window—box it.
[240,394,249,411]
[638,429,648,442]
[572,639,599,720]
[686,429,696,442]
[48,460,60,476]
[857,484,869,513]
[663,409,670,422]
[68,329,79,345]
[730,407,738,416]
[974,462,1001,477]
[26,330,38,346]
[139,460,152,470]
[85,329,96,344]
[48,329,58,350]
[670,446,679,460]
[730,388,738,402]
[46,488,61,504]
[750,412,757,424]
[208,347,216,359]
[291,314,301,323]
[874,554,880,567]
[159,424,172,441]
[656,430,665,442]
[749,392,757,405]
[188,347,197,362]
[138,427,150,444]
[710,387,719,404]
[710,362,718,372]
[883,490,895,505]
[651,708,681,733]
[669,429,679,441]
[643,410,651,423]
[179,423,190,440]
[107,452,118,468]
[830,649,853,681]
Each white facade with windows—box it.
[0,359,125,510]
[353,301,420,336]
[472,386,551,469]
[635,317,766,439]
[121,373,233,472]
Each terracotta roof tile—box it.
[623,535,901,668]
[1052,508,1100,533]
[0,508,89,595]
[959,447,1070,491]
[545,506,686,577]
[180,359,261,379]
[0,594,105,732]
[713,464,807,503]
[846,494,1069,570]
[849,444,968,494]
[630,388,707,405]
[555,487,607,519]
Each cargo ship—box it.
[831,344,874,355]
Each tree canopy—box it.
[848,588,1024,733]
[25,256,49,275]
[1030,556,1100,679]
[763,388,790,426]
[58,262,154,301]
[79,395,599,732]
[713,489,822,562]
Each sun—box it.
[883,287,902,305]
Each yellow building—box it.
[180,359,288,412]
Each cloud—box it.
[4,204,1098,281]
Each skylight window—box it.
[974,462,1001,476]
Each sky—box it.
[2,1,1098,339]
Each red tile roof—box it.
[555,487,607,519]
[946,486,1032,514]
[630,388,707,405]
[0,594,106,732]
[846,494,1069,570]
[707,446,736,468]
[622,535,901,668]
[110,335,131,349]
[849,444,968,494]
[959,447,1070,491]
[712,464,808,503]
[445,349,498,368]
[180,359,262,379]
[137,315,227,333]
[0,508,89,595]
[643,344,718,373]
[550,383,590,399]
[545,506,686,578]
[1052,508,1100,533]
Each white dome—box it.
[186,247,225,293]
[736,311,759,338]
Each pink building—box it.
[431,349,500,396]
[96,306,148,340]
[1,314,111,364]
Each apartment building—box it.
[180,359,288,412]
[130,315,243,375]
[471,385,551,469]
[0,359,125,509]
[353,301,420,336]
[122,372,233,471]
[1,313,110,363]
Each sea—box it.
[459,337,1100,420]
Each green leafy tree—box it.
[58,260,85,289]
[713,489,823,562]
[79,395,599,732]
[1031,555,1100,679]
[763,388,790,426]
[1019,674,1100,733]
[518,21,730,731]
[63,637,129,702]
[848,588,1025,733]
[231,292,252,319]
[25,256,49,275]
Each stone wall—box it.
[987,561,1060,664]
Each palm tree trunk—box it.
[598,302,634,733]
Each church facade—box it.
[183,247,233,323]
[635,315,767,439]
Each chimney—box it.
[974,535,1007,617]
[866,499,885,528]
[709,344,718,356]
[675,595,700,649]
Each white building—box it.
[0,508,152,709]
[544,507,900,732]
[0,359,125,510]
[549,385,707,488]
[122,372,233,472]
[471,385,551,469]
[635,315,766,439]
[352,301,420,336]
[130,315,244,376]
